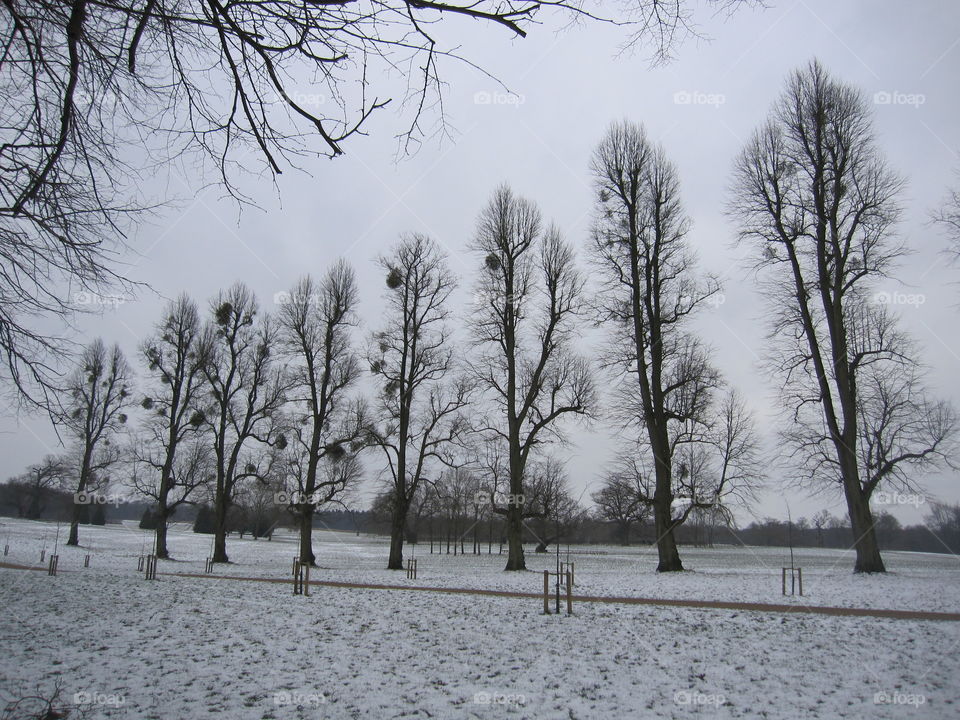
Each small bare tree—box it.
[933,172,960,256]
[7,456,68,520]
[56,339,132,546]
[197,283,288,563]
[592,471,649,545]
[277,265,368,566]
[470,185,594,571]
[135,294,207,558]
[368,234,472,570]
[729,59,956,572]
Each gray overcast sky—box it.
[2,0,958,526]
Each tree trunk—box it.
[155,513,170,559]
[503,505,526,570]
[846,486,885,573]
[67,503,81,546]
[299,510,316,566]
[653,497,683,572]
[213,499,229,563]
[387,501,407,570]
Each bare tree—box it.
[197,283,288,563]
[607,389,761,555]
[592,471,649,545]
[277,265,368,566]
[729,59,956,572]
[470,185,594,571]
[932,171,960,257]
[589,119,728,571]
[135,294,207,558]
[524,458,583,553]
[368,234,472,569]
[0,0,723,405]
[7,456,68,520]
[56,339,132,546]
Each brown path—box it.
[4,560,957,622]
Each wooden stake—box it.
[543,570,550,614]
[566,570,573,615]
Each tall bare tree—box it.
[470,185,594,571]
[590,120,729,571]
[198,283,288,563]
[730,60,955,572]
[368,234,472,570]
[0,0,721,405]
[277,265,368,566]
[135,294,207,558]
[56,339,132,546]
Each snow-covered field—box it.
[1,518,958,718]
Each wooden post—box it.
[543,570,550,614]
[47,554,58,576]
[304,562,311,597]
[566,570,573,615]
[84,554,90,568]
[781,567,786,595]
[204,557,214,574]
[138,555,145,572]
[144,555,157,580]
[293,559,302,595]
[798,567,803,596]
[40,549,45,563]
[3,544,8,556]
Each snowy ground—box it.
[1,518,958,718]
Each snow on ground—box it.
[1,518,958,718]
[2,518,958,613]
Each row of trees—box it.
[14,59,958,575]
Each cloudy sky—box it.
[2,0,958,527]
